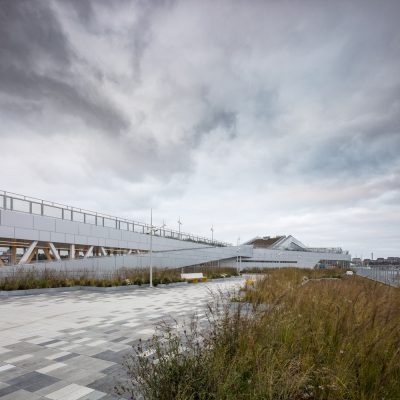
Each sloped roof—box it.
[272,235,308,250]
[243,235,309,250]
[243,236,286,248]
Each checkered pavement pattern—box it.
[0,279,243,399]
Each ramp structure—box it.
[0,191,251,274]
[0,190,351,276]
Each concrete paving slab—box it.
[0,278,243,398]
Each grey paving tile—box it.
[79,390,107,400]
[39,339,60,346]
[109,337,127,343]
[55,353,80,362]
[92,350,126,364]
[0,388,43,400]
[0,366,27,382]
[98,395,120,400]
[0,385,20,398]
[6,371,60,392]
[74,372,107,387]
[104,330,119,334]
[87,375,119,395]
[0,279,243,398]
[33,380,71,396]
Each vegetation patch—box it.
[0,266,238,291]
[120,268,400,400]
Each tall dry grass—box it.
[121,268,400,399]
[0,266,238,290]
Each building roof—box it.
[243,236,286,248]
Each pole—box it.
[178,217,182,239]
[149,208,153,288]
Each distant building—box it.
[363,257,400,267]
[220,235,350,269]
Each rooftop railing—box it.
[0,190,230,247]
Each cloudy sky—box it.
[1,0,399,257]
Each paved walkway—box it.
[0,279,243,400]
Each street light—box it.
[236,237,240,274]
[149,208,153,288]
[161,220,166,237]
[211,225,214,244]
[178,217,182,239]
[149,210,163,288]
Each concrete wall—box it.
[0,209,210,252]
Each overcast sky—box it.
[1,0,399,257]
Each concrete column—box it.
[70,244,75,259]
[43,248,53,261]
[10,246,17,265]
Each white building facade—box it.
[0,191,350,275]
[221,235,350,269]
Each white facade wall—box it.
[0,209,211,252]
[222,248,351,269]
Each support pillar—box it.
[10,246,17,265]
[48,242,61,261]
[84,245,94,259]
[43,247,53,261]
[18,241,38,265]
[69,244,75,260]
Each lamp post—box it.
[211,225,214,244]
[148,211,164,288]
[161,220,166,237]
[178,217,182,240]
[236,237,240,274]
[149,208,153,288]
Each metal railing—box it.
[0,190,230,247]
[355,266,400,287]
[307,247,347,254]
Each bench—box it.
[180,273,206,282]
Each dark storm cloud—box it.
[0,0,70,68]
[0,66,130,134]
[0,0,129,135]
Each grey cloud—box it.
[1,0,400,256]
[192,109,237,144]
[304,132,400,180]
[0,0,129,136]
[0,0,70,69]
[0,66,130,135]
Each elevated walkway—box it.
[0,190,251,273]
